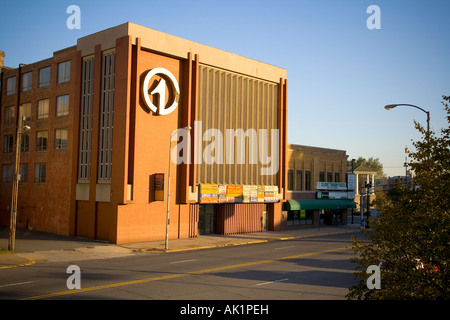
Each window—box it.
[4,106,15,125]
[22,72,32,91]
[19,164,28,183]
[37,99,49,119]
[78,56,95,182]
[2,164,12,182]
[287,209,313,226]
[287,170,294,191]
[296,170,303,191]
[36,131,48,151]
[305,171,311,191]
[55,128,68,150]
[58,61,71,83]
[34,163,46,183]
[319,171,325,182]
[39,67,50,87]
[335,172,340,182]
[21,134,29,152]
[3,135,13,153]
[98,51,115,183]
[56,95,69,117]
[327,172,332,182]
[6,77,16,95]
[20,103,31,122]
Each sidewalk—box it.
[0,223,362,269]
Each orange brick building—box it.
[1,23,288,244]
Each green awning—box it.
[285,199,356,211]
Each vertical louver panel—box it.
[196,65,279,186]
[78,56,94,182]
[98,50,115,183]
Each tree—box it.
[348,157,385,181]
[347,95,450,299]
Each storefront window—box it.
[287,210,313,226]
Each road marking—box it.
[170,259,197,264]
[0,281,36,288]
[256,278,289,286]
[275,246,294,250]
[21,246,348,300]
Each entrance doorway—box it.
[198,204,216,234]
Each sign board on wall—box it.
[347,173,356,191]
[257,185,265,203]
[154,173,165,201]
[141,68,180,116]
[199,184,279,204]
[218,185,227,203]
[317,191,355,200]
[199,184,219,203]
[316,182,347,190]
[226,185,243,203]
[243,185,257,203]
[264,185,279,203]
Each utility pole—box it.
[365,182,371,229]
[9,111,25,251]
[8,63,27,251]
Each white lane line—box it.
[170,259,198,264]
[274,246,294,250]
[256,278,289,286]
[0,281,36,288]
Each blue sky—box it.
[1,0,449,177]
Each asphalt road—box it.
[0,231,363,303]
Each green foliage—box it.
[347,96,450,300]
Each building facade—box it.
[284,144,356,227]
[1,47,77,235]
[0,23,288,244]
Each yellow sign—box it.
[226,185,243,203]
[257,185,265,203]
[199,184,218,203]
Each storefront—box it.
[198,184,276,234]
[284,144,356,227]
[284,198,356,227]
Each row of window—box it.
[287,170,341,191]
[2,163,46,183]
[288,170,312,191]
[5,61,70,95]
[2,128,68,153]
[3,95,69,125]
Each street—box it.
[0,231,362,303]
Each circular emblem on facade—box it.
[141,68,180,115]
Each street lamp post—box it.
[9,113,30,251]
[384,103,431,189]
[165,126,191,251]
[8,63,28,252]
[384,104,430,136]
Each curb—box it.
[133,228,358,254]
[0,257,35,270]
[137,239,270,254]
